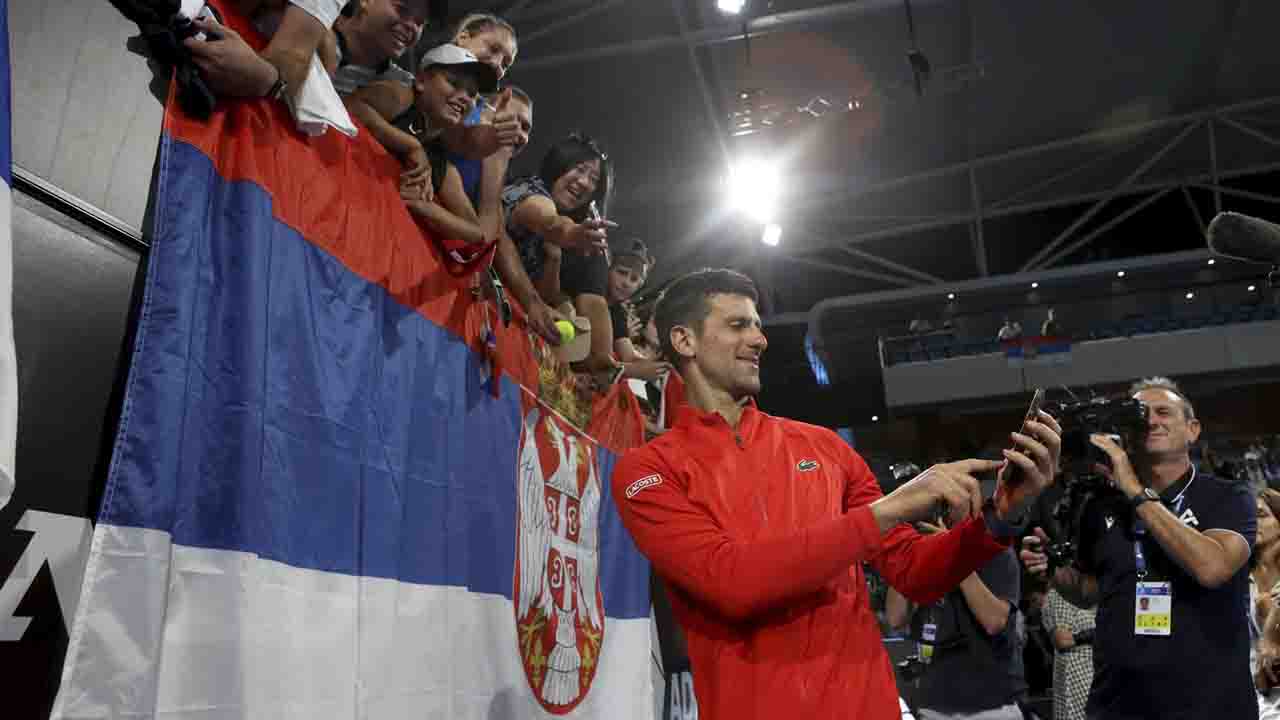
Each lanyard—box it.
[1132,465,1197,580]
[1134,523,1148,580]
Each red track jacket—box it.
[612,402,1008,720]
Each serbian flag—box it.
[0,0,17,511]
[1003,335,1072,368]
[51,3,652,718]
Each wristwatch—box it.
[1128,487,1160,511]
[266,65,288,101]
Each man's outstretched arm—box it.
[612,454,891,623]
[868,413,1061,604]
[614,444,1010,623]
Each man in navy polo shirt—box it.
[887,516,1027,719]
[1022,376,1256,720]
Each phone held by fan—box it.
[1004,388,1045,489]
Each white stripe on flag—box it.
[54,525,653,720]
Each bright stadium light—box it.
[762,223,782,246]
[727,157,781,223]
[1249,284,1258,292]
[1117,271,1126,278]
[717,0,745,13]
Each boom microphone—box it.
[1206,211,1280,265]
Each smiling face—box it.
[1134,388,1201,460]
[454,26,517,80]
[414,67,480,128]
[550,158,601,214]
[360,0,428,60]
[671,293,768,401]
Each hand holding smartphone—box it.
[1004,389,1045,490]
[587,201,613,263]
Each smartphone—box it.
[1005,388,1045,487]
[587,201,612,264]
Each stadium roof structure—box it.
[479,0,1280,319]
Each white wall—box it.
[10,0,164,235]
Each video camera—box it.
[1052,396,1150,480]
[1041,395,1150,569]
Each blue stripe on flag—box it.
[103,139,650,619]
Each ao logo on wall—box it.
[0,511,93,642]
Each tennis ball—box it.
[555,319,576,344]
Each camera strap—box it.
[1132,465,1196,580]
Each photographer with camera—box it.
[1021,377,1257,720]
[886,500,1027,720]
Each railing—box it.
[879,280,1276,368]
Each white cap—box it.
[417,43,499,93]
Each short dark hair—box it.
[612,237,653,273]
[656,268,758,363]
[539,134,613,221]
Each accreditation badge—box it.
[919,622,937,664]
[1134,581,1172,636]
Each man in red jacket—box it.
[611,269,1061,720]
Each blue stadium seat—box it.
[922,334,952,352]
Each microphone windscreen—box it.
[1207,211,1280,264]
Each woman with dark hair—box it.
[1251,489,1280,718]
[503,134,618,375]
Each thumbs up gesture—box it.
[487,88,527,150]
[492,87,513,114]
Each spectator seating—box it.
[883,301,1278,366]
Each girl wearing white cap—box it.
[395,44,503,255]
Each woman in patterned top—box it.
[503,135,618,377]
[1042,587,1095,720]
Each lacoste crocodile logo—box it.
[797,459,820,472]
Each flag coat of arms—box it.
[50,3,652,718]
